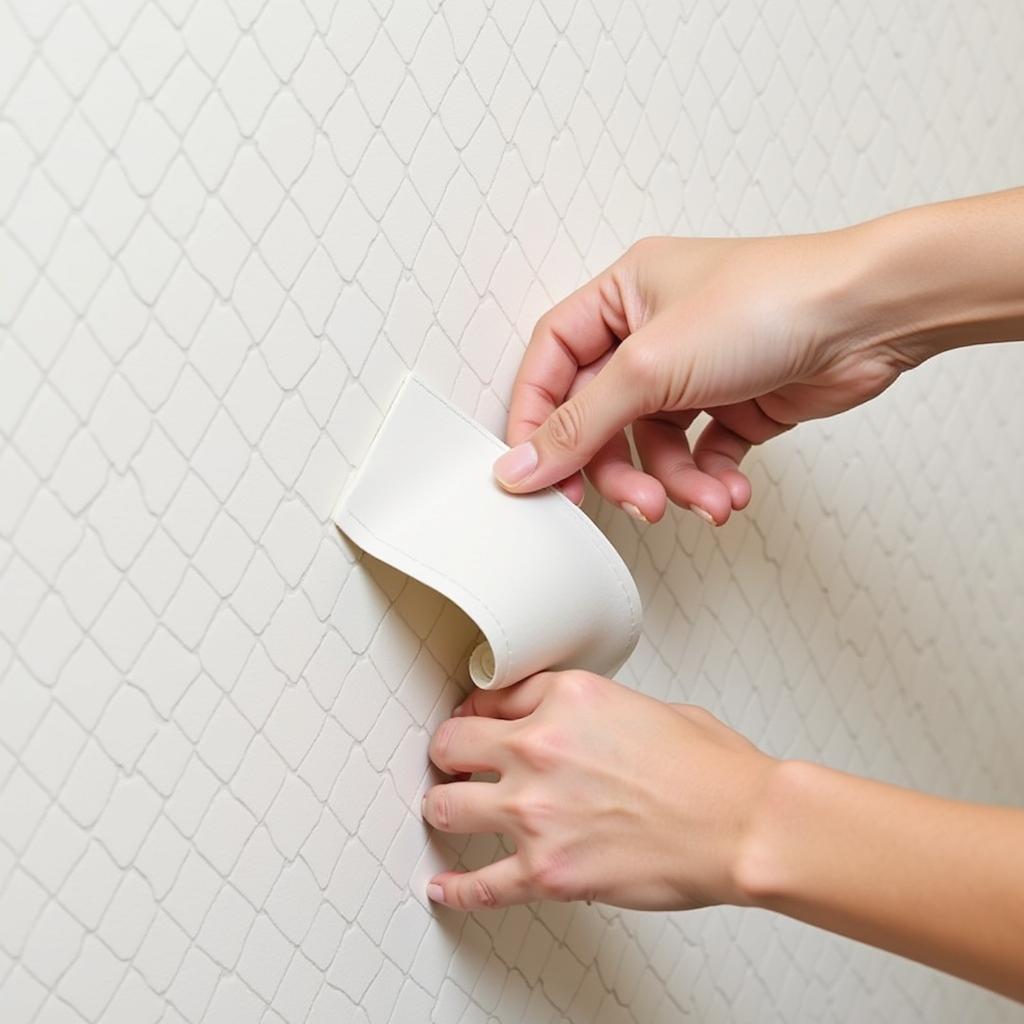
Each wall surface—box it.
[2,0,1024,1021]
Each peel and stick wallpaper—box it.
[2,0,1024,1021]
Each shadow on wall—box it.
[352,545,483,697]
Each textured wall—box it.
[2,0,1024,1021]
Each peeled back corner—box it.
[332,374,642,690]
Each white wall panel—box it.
[1,0,1023,1020]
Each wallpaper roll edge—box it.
[333,376,642,689]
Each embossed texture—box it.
[2,1,1024,1022]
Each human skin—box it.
[423,189,1024,1001]
[491,188,1024,523]
[424,673,1024,1002]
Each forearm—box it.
[833,187,1024,365]
[735,760,1024,1001]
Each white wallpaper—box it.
[2,0,1024,1021]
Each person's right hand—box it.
[493,230,912,524]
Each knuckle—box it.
[511,724,563,770]
[506,790,551,838]
[544,400,585,454]
[626,235,661,261]
[472,878,498,909]
[528,850,577,902]
[531,311,553,341]
[431,787,452,830]
[552,670,600,703]
[617,336,659,389]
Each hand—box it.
[422,671,776,911]
[494,230,909,524]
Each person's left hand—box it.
[422,671,777,911]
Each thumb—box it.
[493,342,651,493]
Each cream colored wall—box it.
[1,0,1023,1021]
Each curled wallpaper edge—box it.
[333,375,642,690]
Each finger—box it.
[494,343,650,493]
[428,856,531,910]
[556,473,585,506]
[584,430,667,523]
[632,416,732,525]
[694,400,793,509]
[702,399,795,447]
[505,271,624,447]
[553,354,610,508]
[429,716,514,774]
[453,672,556,720]
[422,780,505,835]
[692,421,752,510]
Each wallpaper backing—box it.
[1,0,1023,1021]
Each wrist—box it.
[799,216,934,375]
[831,208,956,368]
[820,192,1024,369]
[729,758,827,911]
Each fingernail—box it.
[420,794,427,819]
[452,701,465,717]
[691,505,716,525]
[620,501,648,523]
[494,442,538,486]
[426,883,445,903]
